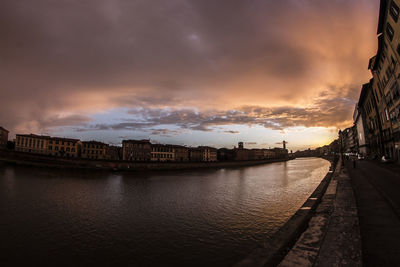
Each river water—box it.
[0,157,329,266]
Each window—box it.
[386,23,395,41]
[390,0,400,22]
[55,146,59,151]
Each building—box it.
[357,81,383,158]
[122,140,151,161]
[107,146,122,161]
[354,84,371,156]
[46,137,81,157]
[15,134,80,157]
[15,134,50,154]
[217,148,235,161]
[340,127,358,153]
[238,142,244,149]
[251,149,264,160]
[151,144,174,161]
[366,0,400,161]
[172,145,189,162]
[271,147,289,159]
[198,146,217,161]
[263,149,276,159]
[0,127,9,149]
[81,141,109,160]
[189,147,203,162]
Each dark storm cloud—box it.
[0,0,379,134]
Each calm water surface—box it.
[0,158,329,266]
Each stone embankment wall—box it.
[0,150,290,171]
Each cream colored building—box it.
[15,134,81,157]
[15,134,50,154]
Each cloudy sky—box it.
[1,0,379,150]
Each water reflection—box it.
[0,158,329,267]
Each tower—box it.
[238,142,244,149]
[283,140,286,150]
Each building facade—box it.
[366,0,400,161]
[172,145,189,162]
[81,141,108,160]
[0,127,9,149]
[15,134,50,154]
[189,147,203,161]
[15,134,80,157]
[122,140,151,161]
[151,144,174,161]
[46,137,80,157]
[354,106,366,155]
[198,146,217,162]
[107,146,122,161]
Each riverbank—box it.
[235,156,338,266]
[0,150,291,171]
[279,156,361,266]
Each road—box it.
[346,159,400,266]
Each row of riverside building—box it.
[342,0,400,163]
[0,130,288,162]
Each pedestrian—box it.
[353,158,356,168]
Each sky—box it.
[1,0,380,150]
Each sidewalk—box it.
[346,159,400,266]
[279,158,362,266]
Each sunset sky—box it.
[1,0,380,150]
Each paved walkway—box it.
[346,160,400,266]
[279,158,362,266]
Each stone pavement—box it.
[346,160,400,266]
[278,158,362,266]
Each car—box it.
[381,156,394,163]
[358,155,365,160]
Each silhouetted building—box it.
[238,142,244,149]
[172,145,189,162]
[198,146,217,162]
[252,149,264,160]
[0,127,9,149]
[107,145,122,161]
[217,148,236,161]
[189,147,203,162]
[235,148,251,161]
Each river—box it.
[0,157,330,266]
